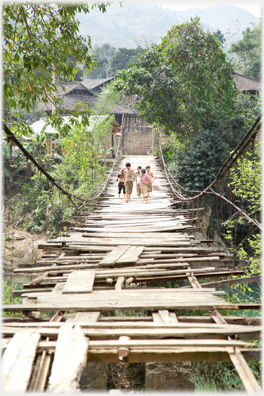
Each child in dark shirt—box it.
[117,168,126,199]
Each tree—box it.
[85,44,145,79]
[3,3,108,137]
[110,46,145,74]
[167,115,246,191]
[85,44,117,78]
[229,20,261,79]
[212,30,226,48]
[115,18,239,139]
[59,54,84,82]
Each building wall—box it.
[123,116,153,155]
[121,114,174,155]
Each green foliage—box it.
[85,44,146,78]
[85,43,117,78]
[115,17,239,139]
[2,281,22,317]
[110,46,145,74]
[7,116,114,236]
[223,146,261,276]
[237,91,262,123]
[3,3,108,137]
[193,361,245,391]
[60,115,114,182]
[212,30,226,48]
[59,54,84,82]
[167,116,247,191]
[2,138,27,183]
[229,20,261,79]
[93,80,122,115]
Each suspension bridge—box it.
[2,120,262,393]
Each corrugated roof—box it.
[82,77,114,90]
[232,71,261,91]
[29,115,109,135]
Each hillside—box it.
[77,3,260,49]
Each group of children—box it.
[117,162,155,203]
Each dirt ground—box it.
[3,227,47,270]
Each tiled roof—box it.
[37,82,97,112]
[38,94,98,112]
[112,103,139,115]
[82,77,114,90]
[232,71,261,91]
[57,82,95,96]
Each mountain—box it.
[77,3,260,50]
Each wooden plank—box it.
[75,312,100,323]
[62,270,96,294]
[97,315,260,325]
[137,256,220,265]
[30,337,259,351]
[236,304,261,310]
[66,245,113,252]
[115,276,125,291]
[80,225,193,233]
[81,238,191,247]
[158,310,178,323]
[3,325,260,340]
[152,312,164,324]
[80,232,190,239]
[99,245,130,266]
[76,339,257,348]
[187,266,202,289]
[4,321,260,331]
[34,344,260,363]
[47,324,89,392]
[196,276,261,289]
[52,282,65,293]
[229,347,261,393]
[3,331,41,392]
[116,246,144,264]
[28,312,63,392]
[3,290,238,311]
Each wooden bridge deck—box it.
[2,155,261,392]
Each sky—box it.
[121,0,262,18]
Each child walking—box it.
[146,165,154,198]
[124,162,136,202]
[140,168,152,202]
[135,166,142,197]
[117,168,126,199]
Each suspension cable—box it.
[3,122,122,204]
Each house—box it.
[81,77,114,94]
[38,82,98,114]
[111,103,156,155]
[232,71,261,98]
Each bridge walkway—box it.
[2,155,261,393]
